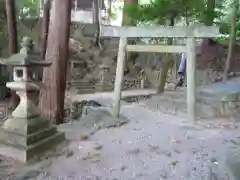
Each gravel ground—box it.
[11,102,239,180]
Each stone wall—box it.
[197,39,240,72]
[69,78,142,94]
[195,39,240,85]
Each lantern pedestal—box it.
[0,81,65,163]
[0,37,65,163]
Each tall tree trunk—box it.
[122,0,138,74]
[157,18,175,93]
[39,0,71,124]
[0,1,7,54]
[202,0,216,26]
[223,0,238,81]
[5,0,19,109]
[107,0,112,18]
[41,0,51,59]
[122,0,138,26]
[92,0,100,46]
[5,0,18,54]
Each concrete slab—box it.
[199,77,240,96]
[70,89,156,102]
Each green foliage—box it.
[125,0,206,24]
[124,0,240,41]
[215,36,229,45]
[108,8,118,19]
[0,0,8,55]
[17,0,39,19]
[216,0,240,37]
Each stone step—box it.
[74,85,96,89]
[77,87,96,90]
[77,89,96,94]
[0,126,57,148]
[27,118,50,134]
[0,131,65,162]
[26,131,65,160]
[1,117,51,136]
[122,94,153,103]
[199,77,240,100]
[27,126,57,146]
[142,90,237,119]
[149,90,224,105]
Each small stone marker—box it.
[0,37,65,163]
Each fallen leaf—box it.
[168,161,179,166]
[173,149,181,154]
[170,139,181,143]
[91,159,101,163]
[66,151,74,158]
[120,165,127,171]
[127,148,141,155]
[230,140,240,145]
[210,158,218,164]
[80,135,89,141]
[82,152,100,160]
[94,145,103,150]
[166,152,172,157]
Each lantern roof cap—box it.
[0,37,52,67]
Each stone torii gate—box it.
[100,25,219,121]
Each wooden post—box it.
[186,37,196,121]
[141,79,145,89]
[113,38,127,117]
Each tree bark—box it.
[5,0,19,109]
[41,0,51,59]
[5,0,18,54]
[156,17,175,93]
[92,0,100,45]
[223,0,238,81]
[39,0,71,124]
[0,1,7,53]
[122,0,139,75]
[92,0,99,24]
[202,0,215,26]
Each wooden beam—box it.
[186,37,196,121]
[100,25,219,38]
[113,38,127,117]
[126,45,186,53]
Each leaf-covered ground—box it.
[6,100,240,180]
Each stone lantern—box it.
[99,64,110,81]
[96,63,112,92]
[0,37,65,163]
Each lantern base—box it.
[0,116,65,163]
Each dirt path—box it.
[23,103,240,180]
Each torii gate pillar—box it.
[186,37,196,121]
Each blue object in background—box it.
[178,52,186,74]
